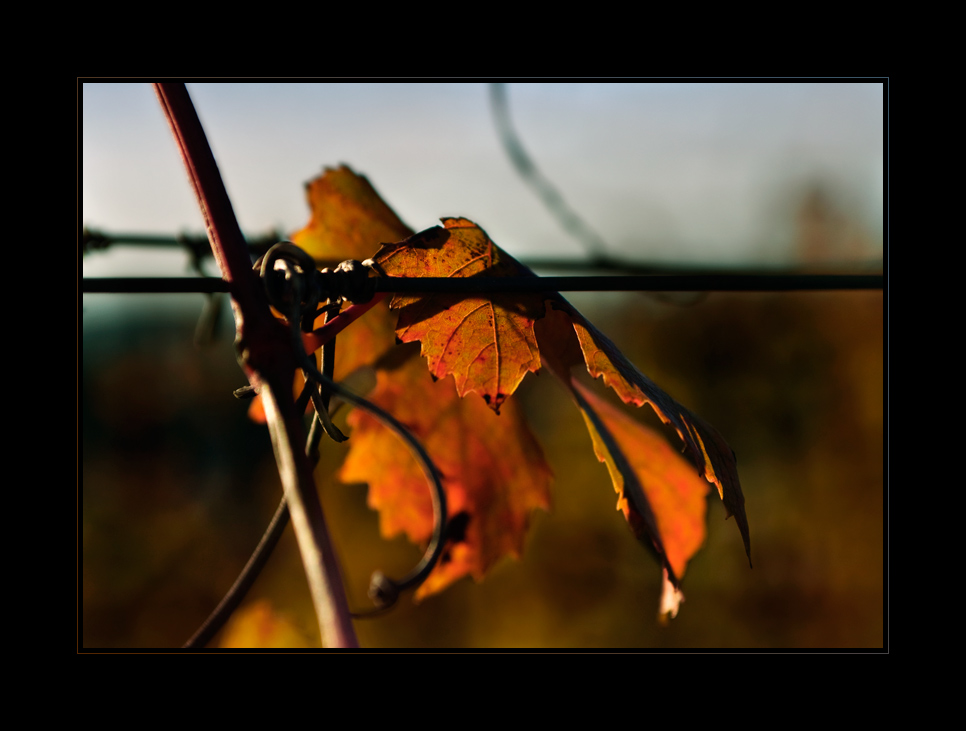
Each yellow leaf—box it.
[218,599,311,648]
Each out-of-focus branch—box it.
[491,83,609,261]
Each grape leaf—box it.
[373,218,547,413]
[533,307,708,618]
[338,346,552,599]
[291,165,413,380]
[250,170,750,615]
[294,164,414,264]
[540,299,752,564]
[249,170,556,603]
[571,381,708,587]
[376,218,750,568]
[218,599,311,648]
[248,165,410,423]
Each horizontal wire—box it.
[81,229,883,275]
[83,273,883,294]
[374,274,884,293]
[83,277,232,293]
[82,229,281,257]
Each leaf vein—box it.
[442,300,489,366]
[490,301,500,393]
[449,253,489,278]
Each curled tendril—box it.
[289,315,447,608]
[258,242,320,331]
[185,243,448,647]
[271,244,449,611]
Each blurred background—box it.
[81,82,884,648]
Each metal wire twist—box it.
[269,244,449,608]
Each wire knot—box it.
[318,259,378,305]
[256,243,319,326]
[256,244,379,332]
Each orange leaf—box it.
[293,164,414,264]
[218,599,311,648]
[245,167,749,613]
[247,366,309,423]
[373,217,749,568]
[292,165,412,380]
[373,218,546,413]
[540,300,751,565]
[248,166,410,422]
[570,379,708,585]
[338,347,552,600]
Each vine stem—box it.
[304,293,387,352]
[154,83,358,648]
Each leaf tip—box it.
[658,568,684,623]
[726,512,753,568]
[481,391,507,414]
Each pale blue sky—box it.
[82,82,883,276]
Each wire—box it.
[83,272,884,294]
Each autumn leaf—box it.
[251,170,749,614]
[249,165,410,422]
[373,218,547,413]
[292,165,412,379]
[218,599,312,648]
[248,171,556,604]
[247,363,311,424]
[294,164,414,265]
[375,217,750,572]
[534,304,709,618]
[571,381,708,591]
[539,299,752,565]
[338,346,552,600]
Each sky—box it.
[81,82,884,276]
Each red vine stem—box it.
[304,293,388,352]
[154,83,358,648]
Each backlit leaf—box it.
[533,306,708,597]
[373,218,547,413]
[292,165,412,380]
[293,164,414,264]
[338,347,552,600]
[570,379,708,587]
[247,168,750,617]
[218,599,311,648]
[249,166,410,422]
[375,218,750,567]
[544,299,751,564]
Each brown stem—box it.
[154,83,357,648]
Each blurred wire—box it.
[82,227,282,259]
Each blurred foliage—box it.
[81,287,882,649]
